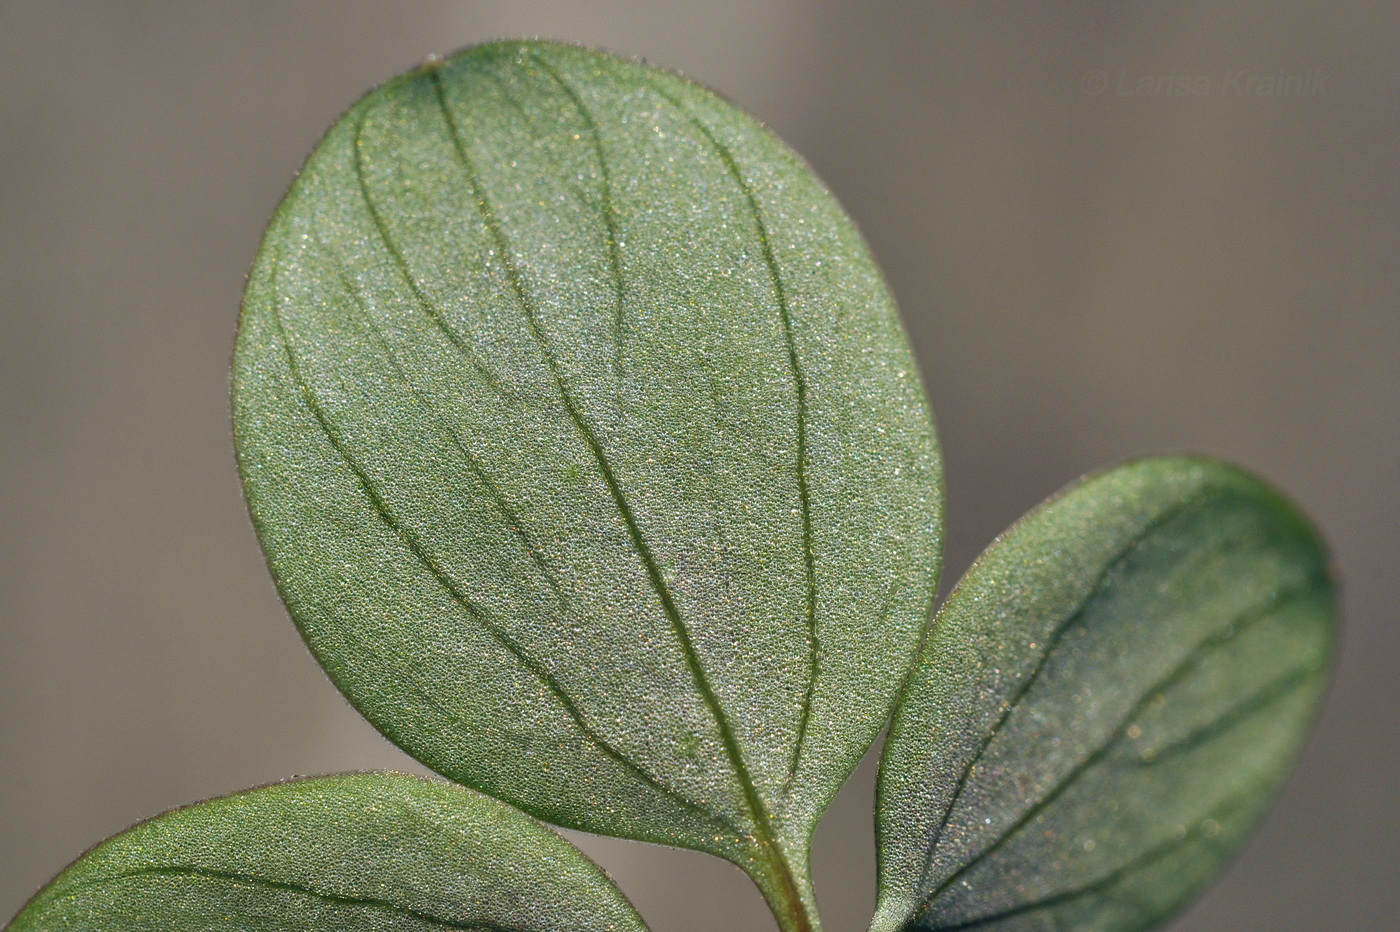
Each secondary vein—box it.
[267,257,733,835]
[428,67,763,837]
[921,790,1255,931]
[912,492,1215,894]
[328,265,567,609]
[526,51,630,398]
[72,865,517,932]
[916,581,1320,910]
[351,105,522,405]
[649,82,820,795]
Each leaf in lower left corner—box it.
[7,772,650,932]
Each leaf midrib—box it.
[427,64,775,846]
[421,64,825,921]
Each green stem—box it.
[748,839,823,932]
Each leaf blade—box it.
[232,36,942,895]
[7,773,648,932]
[875,456,1335,932]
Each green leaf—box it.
[6,772,649,932]
[232,39,941,923]
[873,457,1335,932]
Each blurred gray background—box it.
[2,2,1396,930]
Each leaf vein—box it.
[648,82,820,795]
[525,52,630,398]
[913,490,1224,892]
[350,104,522,405]
[329,265,567,607]
[429,68,765,835]
[918,583,1318,909]
[71,865,517,932]
[267,266,733,835]
[923,789,1256,931]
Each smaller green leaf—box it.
[7,772,649,932]
[874,457,1336,932]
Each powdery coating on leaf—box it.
[873,457,1336,932]
[7,773,648,932]
[231,38,942,919]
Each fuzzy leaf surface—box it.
[874,457,1335,932]
[7,773,648,932]
[232,39,942,909]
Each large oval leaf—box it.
[232,39,941,916]
[873,457,1335,932]
[7,772,648,932]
